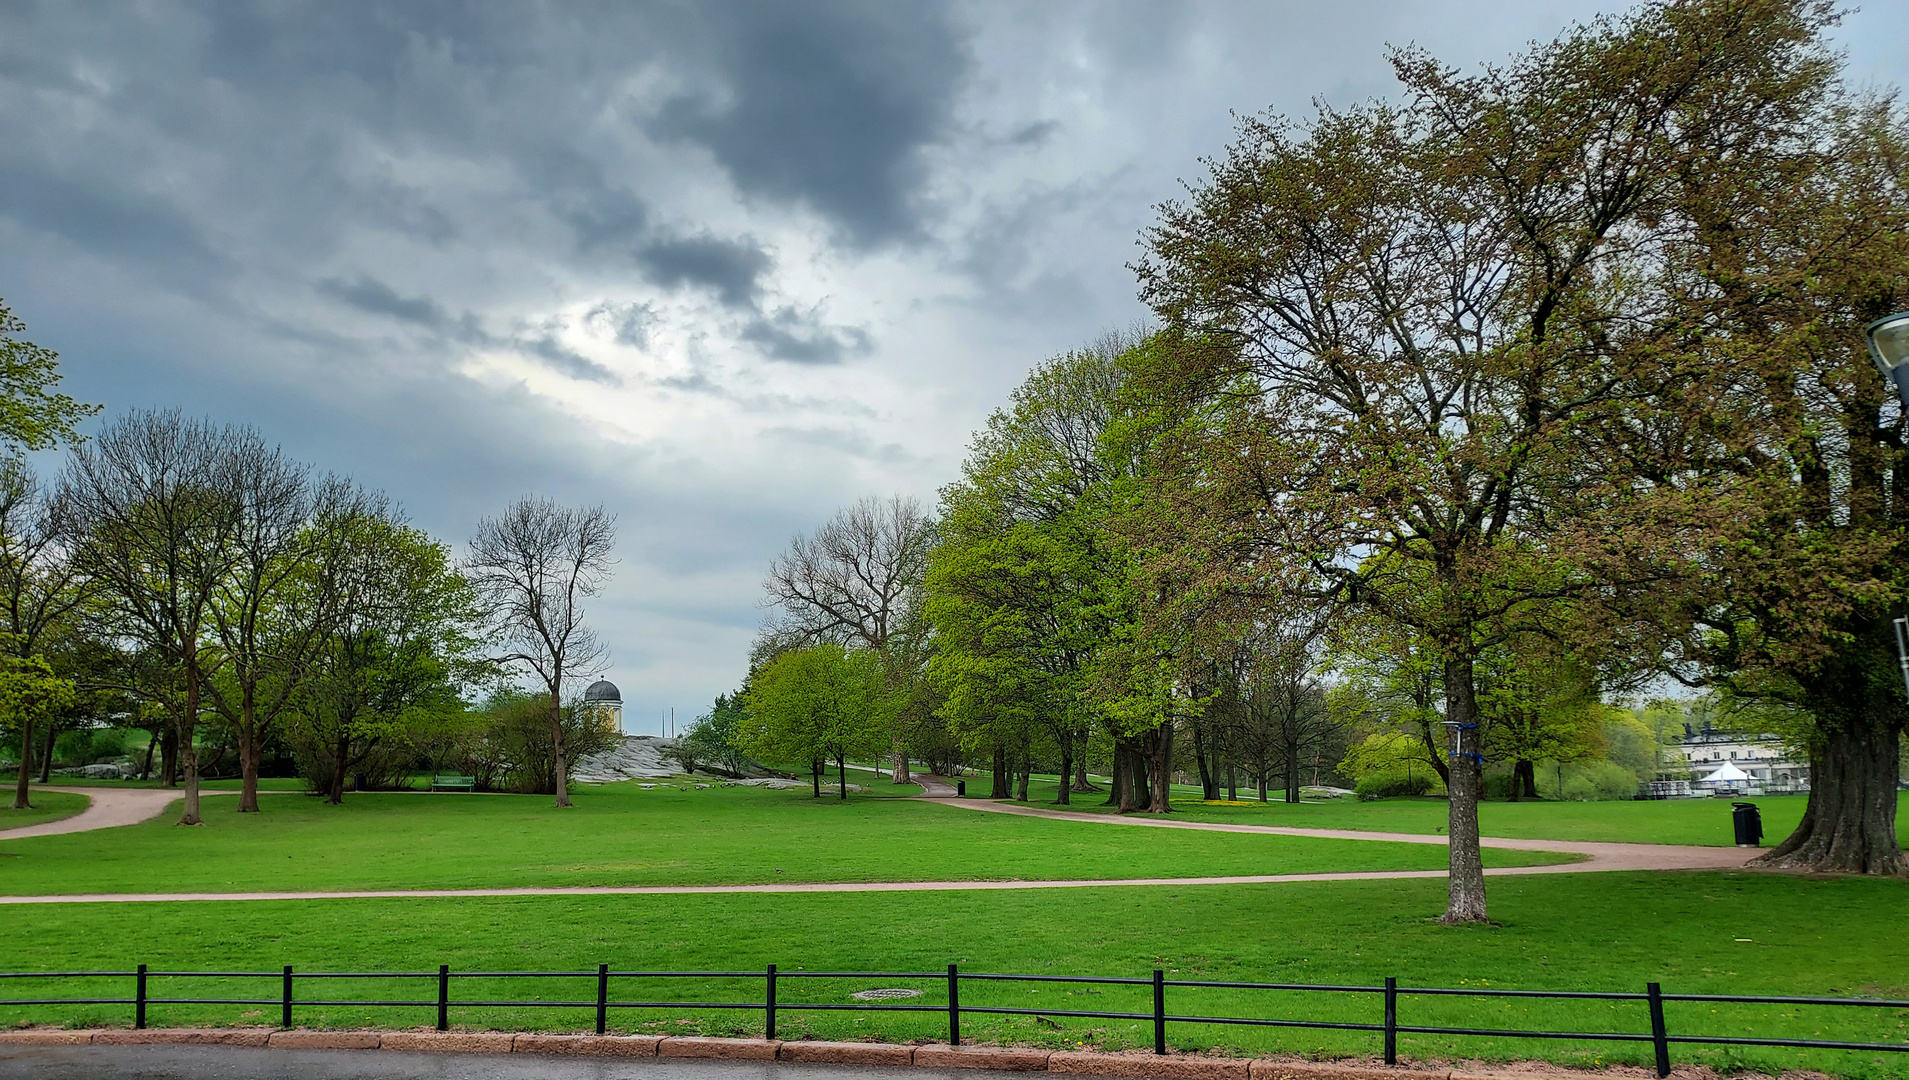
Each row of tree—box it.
[1,302,621,818]
[714,0,1909,923]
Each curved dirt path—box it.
[910,780,1755,874]
[0,787,248,840]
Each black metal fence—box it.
[3,965,1904,1076]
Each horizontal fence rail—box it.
[2,965,1905,1075]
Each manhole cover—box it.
[851,988,924,1001]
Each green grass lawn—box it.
[0,790,89,831]
[0,783,1570,896]
[960,776,1909,848]
[0,871,1902,1078]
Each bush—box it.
[1356,768,1438,800]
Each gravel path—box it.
[913,780,1756,874]
[0,787,250,840]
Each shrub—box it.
[1355,768,1438,800]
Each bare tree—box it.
[466,497,615,808]
[0,461,88,809]
[59,411,247,825]
[763,495,934,783]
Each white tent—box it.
[1700,762,1749,785]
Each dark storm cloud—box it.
[634,234,773,310]
[741,307,872,366]
[650,1,967,247]
[317,276,448,327]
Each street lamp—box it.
[1865,312,1909,410]
[1867,312,1909,699]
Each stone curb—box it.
[6,1028,1700,1080]
[1051,1050,1252,1079]
[0,1029,95,1045]
[658,1036,782,1060]
[915,1043,1056,1070]
[514,1033,663,1056]
[777,1040,918,1065]
[94,1028,272,1046]
[268,1030,382,1049]
[380,1031,519,1053]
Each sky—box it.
[3,2,1905,734]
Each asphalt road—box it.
[0,1046,971,1080]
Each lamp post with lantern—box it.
[1863,312,1909,701]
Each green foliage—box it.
[1355,769,1439,801]
[0,301,98,457]
[436,690,622,793]
[741,644,891,791]
[680,692,751,775]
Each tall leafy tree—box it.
[1132,2,1830,918]
[0,462,88,810]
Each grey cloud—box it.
[635,234,772,310]
[764,424,919,466]
[318,276,616,384]
[519,334,619,385]
[586,302,656,350]
[740,306,872,366]
[650,0,967,246]
[317,276,449,327]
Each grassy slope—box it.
[0,872,1903,1078]
[961,777,1909,848]
[0,784,1567,896]
[0,791,89,830]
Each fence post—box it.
[281,966,294,1029]
[1647,982,1671,1079]
[1383,977,1397,1066]
[596,964,610,1035]
[1153,969,1166,1055]
[437,965,450,1032]
[946,964,960,1047]
[134,964,146,1030]
[766,964,778,1040]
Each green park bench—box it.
[430,773,476,792]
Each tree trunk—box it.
[1015,757,1030,802]
[1439,654,1488,924]
[1054,732,1072,806]
[1146,723,1173,813]
[1257,766,1267,802]
[11,717,31,809]
[991,744,1010,798]
[1193,725,1216,800]
[1111,736,1148,812]
[838,756,848,800]
[138,728,157,782]
[1072,742,1096,792]
[551,682,571,808]
[178,646,202,826]
[1284,745,1300,804]
[238,681,261,813]
[890,737,909,784]
[160,724,178,787]
[1511,759,1538,802]
[811,759,822,798]
[1756,721,1904,876]
[1418,726,1452,788]
[328,732,349,805]
[38,720,56,783]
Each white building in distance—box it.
[1675,726,1808,794]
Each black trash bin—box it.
[957,780,966,798]
[1731,801,1763,847]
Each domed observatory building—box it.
[581,680,623,735]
